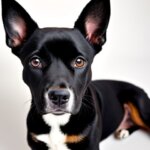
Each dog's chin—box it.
[51,111,67,116]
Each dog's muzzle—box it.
[44,87,74,115]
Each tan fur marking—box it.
[128,102,149,130]
[65,135,84,144]
[31,132,85,144]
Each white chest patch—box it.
[36,114,71,150]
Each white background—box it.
[0,0,150,149]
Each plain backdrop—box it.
[0,0,150,150]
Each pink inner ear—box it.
[85,18,101,45]
[11,17,27,47]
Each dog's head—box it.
[2,0,110,115]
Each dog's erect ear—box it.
[74,0,110,54]
[1,0,38,56]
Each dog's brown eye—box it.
[30,57,42,68]
[74,57,86,68]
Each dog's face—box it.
[21,28,95,115]
[2,0,110,115]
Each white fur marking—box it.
[36,114,71,150]
[116,129,130,140]
[43,113,71,126]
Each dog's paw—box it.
[114,129,130,140]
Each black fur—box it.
[1,0,150,150]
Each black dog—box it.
[2,0,150,150]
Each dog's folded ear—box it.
[74,0,110,54]
[1,0,38,56]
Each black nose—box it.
[48,89,70,106]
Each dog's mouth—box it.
[45,108,70,115]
